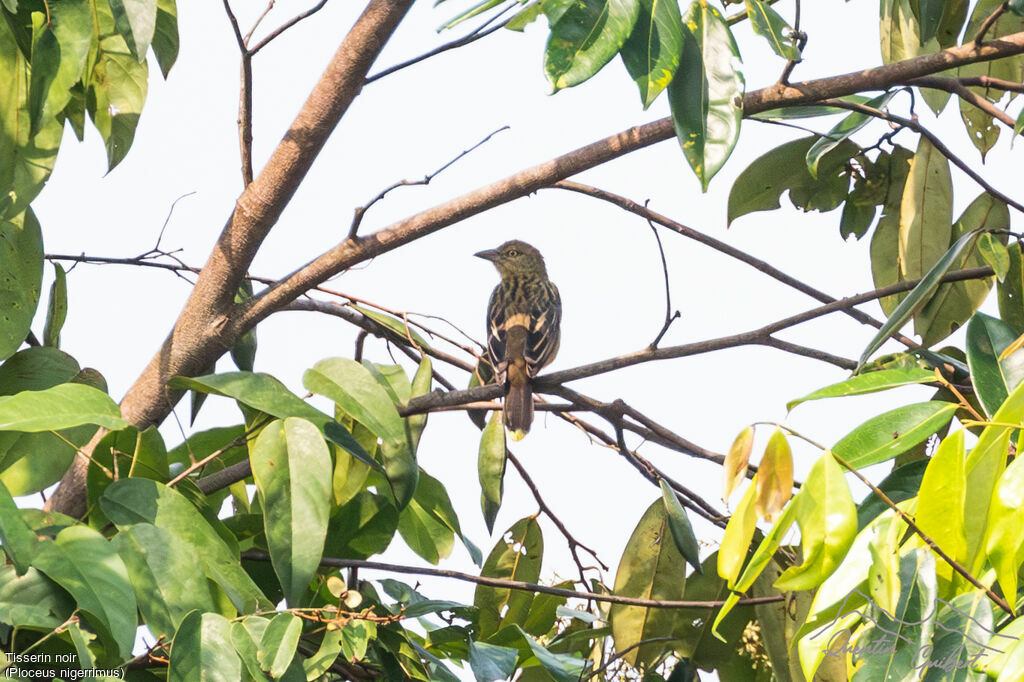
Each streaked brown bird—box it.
[476,240,561,440]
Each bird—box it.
[475,240,561,440]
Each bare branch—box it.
[249,0,331,56]
[973,1,1009,45]
[905,76,1016,127]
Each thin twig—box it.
[348,126,509,239]
[585,637,679,680]
[905,76,1016,127]
[644,204,681,349]
[249,0,331,56]
[241,552,785,609]
[819,99,1024,214]
[973,1,1009,45]
[243,0,276,46]
[831,451,1013,614]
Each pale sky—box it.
[21,0,1021,674]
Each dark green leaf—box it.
[170,371,330,427]
[832,401,957,468]
[999,242,1024,333]
[669,0,743,190]
[397,468,459,565]
[258,612,302,678]
[152,0,179,77]
[0,565,74,630]
[856,459,928,529]
[230,279,257,371]
[620,0,684,108]
[966,313,1024,418]
[979,232,1010,281]
[0,479,37,573]
[324,420,384,474]
[27,16,59,136]
[544,0,641,91]
[869,146,915,315]
[921,591,995,680]
[727,137,858,225]
[469,640,518,681]
[659,479,701,574]
[0,346,79,392]
[918,0,945,41]
[250,418,332,606]
[515,626,588,682]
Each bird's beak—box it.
[474,249,500,262]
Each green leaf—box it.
[984,451,1024,604]
[999,243,1024,333]
[514,626,587,682]
[0,16,62,221]
[478,411,506,534]
[101,478,272,613]
[853,548,937,680]
[775,451,856,590]
[918,0,945,41]
[915,429,967,583]
[324,490,398,559]
[966,313,1024,418]
[0,382,127,431]
[544,0,641,91]
[922,591,995,680]
[860,228,982,366]
[717,474,757,585]
[303,627,344,679]
[610,498,687,667]
[659,479,702,574]
[152,0,179,78]
[914,193,1008,347]
[751,94,874,120]
[323,419,384,474]
[170,371,330,427]
[806,91,895,178]
[787,367,936,410]
[727,137,857,225]
[230,280,257,371]
[0,210,43,360]
[438,0,506,30]
[744,0,799,60]
[169,611,242,682]
[258,612,302,678]
[901,136,953,286]
[31,525,137,659]
[250,418,332,606]
[305,358,416,508]
[620,0,684,108]
[352,305,433,351]
[856,458,928,529]
[28,14,60,137]
[111,522,218,639]
[0,479,37,573]
[881,0,938,64]
[475,517,543,638]
[469,640,518,681]
[832,401,957,468]
[85,0,149,169]
[42,262,67,347]
[979,232,1011,281]
[397,468,459,565]
[109,0,157,61]
[0,346,80,392]
[0,565,74,630]
[668,0,743,191]
[869,146,916,314]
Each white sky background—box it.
[20,0,1021,673]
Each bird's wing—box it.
[525,282,560,375]
[485,287,509,382]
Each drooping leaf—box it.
[755,428,793,521]
[0,382,127,431]
[727,137,858,224]
[722,425,753,501]
[109,0,158,61]
[620,0,684,108]
[230,279,257,371]
[475,517,543,638]
[979,232,1011,281]
[324,490,398,560]
[668,0,743,190]
[478,411,506,534]
[998,242,1024,333]
[718,474,757,585]
[744,0,799,60]
[152,0,179,78]
[397,468,463,565]
[832,401,957,468]
[869,146,915,314]
[42,262,67,347]
[0,210,43,361]
[170,371,330,427]
[660,478,702,573]
[806,91,896,178]
[250,418,332,606]
[984,452,1024,604]
[258,612,303,678]
[610,498,687,667]
[0,479,37,573]
[921,591,997,680]
[544,0,641,91]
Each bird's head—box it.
[474,240,547,279]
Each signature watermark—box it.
[808,588,1018,674]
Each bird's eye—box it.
[506,249,520,257]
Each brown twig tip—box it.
[973,1,1010,46]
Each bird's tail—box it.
[504,361,533,441]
